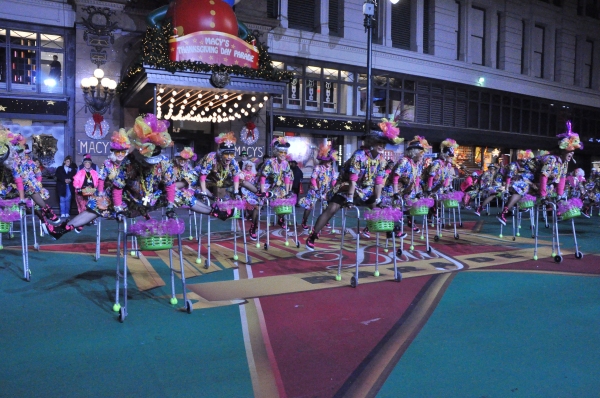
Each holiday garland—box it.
[118,21,293,94]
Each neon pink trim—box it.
[539,175,548,197]
[311,178,317,187]
[284,177,291,184]
[505,178,511,186]
[557,177,566,196]
[233,175,240,183]
[349,174,358,182]
[375,177,383,185]
[166,184,175,203]
[112,188,123,206]
[37,176,42,182]
[427,176,433,189]
[393,175,400,184]
[260,176,266,185]
[97,179,105,193]
[200,175,207,182]
[15,177,24,192]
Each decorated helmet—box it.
[215,132,237,154]
[316,142,338,162]
[174,147,197,161]
[406,135,431,151]
[364,118,403,145]
[517,149,534,160]
[129,113,172,164]
[271,136,290,153]
[538,150,550,157]
[557,121,583,151]
[440,138,459,157]
[110,128,131,151]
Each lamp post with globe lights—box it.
[80,68,118,115]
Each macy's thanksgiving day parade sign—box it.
[165,0,259,69]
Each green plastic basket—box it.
[560,208,581,221]
[409,206,429,216]
[519,200,534,209]
[442,199,459,208]
[138,235,174,251]
[0,222,10,233]
[366,220,395,233]
[274,205,293,215]
[231,208,241,219]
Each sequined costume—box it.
[259,157,293,199]
[196,151,241,201]
[299,164,338,210]
[330,149,386,204]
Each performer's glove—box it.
[76,189,82,194]
[18,199,27,208]
[233,190,242,200]
[257,191,273,198]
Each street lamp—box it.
[363,0,399,135]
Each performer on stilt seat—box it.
[298,142,338,231]
[305,118,403,251]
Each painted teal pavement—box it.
[0,249,253,398]
[377,272,600,397]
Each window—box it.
[423,0,430,54]
[578,0,599,18]
[470,7,485,65]
[288,0,317,32]
[496,12,502,69]
[267,0,279,19]
[392,0,412,50]
[521,20,526,74]
[0,27,65,93]
[532,25,545,78]
[329,0,343,37]
[583,39,594,88]
[455,1,462,60]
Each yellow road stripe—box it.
[127,252,165,291]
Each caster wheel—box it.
[395,271,402,282]
[195,258,202,264]
[204,263,209,270]
[374,270,380,277]
[575,251,584,259]
[427,247,432,253]
[554,255,563,263]
[264,243,268,250]
[434,235,439,242]
[185,299,193,314]
[296,242,300,248]
[119,307,126,323]
[512,237,516,241]
[335,274,342,281]
[454,234,459,240]
[396,249,403,257]
[350,276,357,288]
[170,297,178,305]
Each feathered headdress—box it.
[406,135,431,151]
[365,118,403,145]
[271,136,290,152]
[129,113,172,158]
[7,131,26,152]
[110,128,131,151]
[538,150,550,157]
[175,147,197,161]
[557,121,583,151]
[317,143,338,162]
[517,149,534,160]
[215,132,237,153]
[440,138,459,157]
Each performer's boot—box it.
[496,206,509,226]
[210,203,232,221]
[34,206,46,223]
[362,227,370,238]
[387,224,407,239]
[474,205,483,217]
[42,204,60,223]
[43,220,74,240]
[305,231,318,251]
[301,216,309,230]
[249,223,258,241]
[582,205,591,219]
[406,217,420,233]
